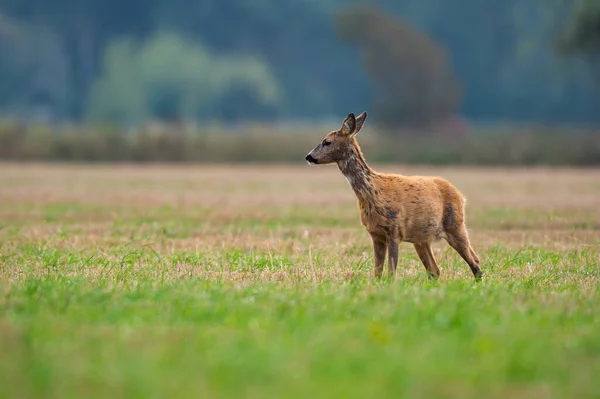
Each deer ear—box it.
[353,111,367,135]
[341,113,356,135]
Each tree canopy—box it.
[0,0,598,125]
[335,6,461,128]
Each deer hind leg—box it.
[445,225,483,281]
[387,239,399,275]
[413,242,440,280]
[370,233,387,279]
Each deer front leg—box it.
[370,233,387,278]
[387,239,399,275]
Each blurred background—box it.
[1,0,600,165]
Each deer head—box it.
[305,112,368,165]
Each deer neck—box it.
[337,144,376,203]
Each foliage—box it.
[87,33,281,123]
[335,5,461,129]
[0,0,160,118]
[0,13,67,114]
[0,0,599,123]
[559,0,600,54]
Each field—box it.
[0,162,599,399]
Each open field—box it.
[1,163,599,398]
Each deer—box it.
[305,112,483,281]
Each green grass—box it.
[1,164,599,398]
[2,244,599,399]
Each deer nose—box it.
[305,154,318,164]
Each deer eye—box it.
[322,140,332,146]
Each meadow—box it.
[0,162,599,399]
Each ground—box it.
[0,163,599,399]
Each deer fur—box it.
[305,112,482,280]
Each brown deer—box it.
[305,112,482,281]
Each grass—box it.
[1,163,599,399]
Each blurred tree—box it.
[500,0,599,123]
[335,5,461,129]
[0,13,31,109]
[558,0,600,54]
[151,0,368,118]
[423,0,518,119]
[396,0,600,123]
[1,0,600,124]
[0,13,68,118]
[0,0,159,118]
[0,0,364,120]
[557,0,600,87]
[87,33,281,124]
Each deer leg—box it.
[414,242,440,280]
[370,233,387,279]
[445,225,483,281]
[387,239,399,275]
[469,247,481,265]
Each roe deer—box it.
[305,112,482,281]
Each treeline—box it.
[1,0,599,126]
[1,122,599,165]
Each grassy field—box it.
[0,162,599,399]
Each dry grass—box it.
[1,162,598,243]
[1,163,598,280]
